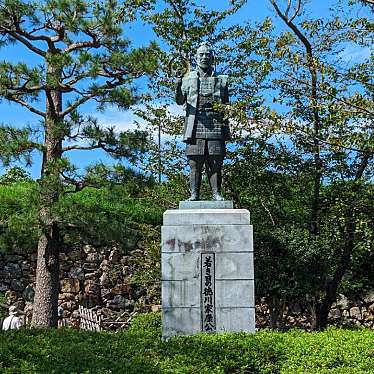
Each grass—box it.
[0,313,373,373]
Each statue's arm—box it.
[175,78,186,105]
[223,76,229,104]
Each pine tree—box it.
[0,0,158,327]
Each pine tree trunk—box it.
[31,64,63,327]
[31,221,60,327]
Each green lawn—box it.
[0,313,373,373]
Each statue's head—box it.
[196,42,214,71]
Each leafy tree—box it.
[0,166,32,184]
[0,0,158,327]
[134,0,254,185]
[225,0,373,329]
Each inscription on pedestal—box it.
[201,253,216,332]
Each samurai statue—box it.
[175,42,230,201]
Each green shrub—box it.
[0,316,373,374]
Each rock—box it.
[101,288,111,299]
[109,249,121,263]
[68,250,84,262]
[83,263,98,272]
[86,253,103,263]
[20,261,31,272]
[98,307,113,318]
[342,310,350,318]
[4,263,21,276]
[4,254,23,262]
[10,279,24,292]
[0,282,9,292]
[85,272,100,280]
[61,301,77,311]
[81,294,100,308]
[5,290,17,303]
[71,309,80,319]
[107,295,125,310]
[0,271,12,279]
[349,306,361,319]
[336,294,349,309]
[84,280,100,295]
[59,292,76,301]
[328,308,341,319]
[364,292,374,305]
[59,252,68,262]
[83,245,95,254]
[60,278,80,293]
[111,283,132,296]
[69,267,85,280]
[22,284,35,302]
[99,273,109,287]
[100,259,109,271]
[151,304,161,312]
[122,265,130,275]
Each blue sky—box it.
[0,0,370,179]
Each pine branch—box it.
[62,144,103,152]
[3,94,45,117]
[0,26,46,56]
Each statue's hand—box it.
[168,55,190,78]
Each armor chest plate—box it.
[199,77,215,96]
[198,77,216,110]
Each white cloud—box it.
[340,46,371,64]
[94,104,184,145]
[95,104,184,132]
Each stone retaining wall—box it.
[0,242,154,327]
[1,245,373,329]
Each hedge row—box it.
[0,313,373,373]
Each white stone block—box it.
[216,307,255,333]
[162,279,200,307]
[163,209,250,226]
[216,280,255,307]
[162,252,200,280]
[215,252,254,280]
[162,307,201,337]
[161,208,255,337]
[162,225,253,253]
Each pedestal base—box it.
[161,203,255,338]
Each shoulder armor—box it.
[185,70,198,79]
[217,74,229,86]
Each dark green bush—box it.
[0,314,373,373]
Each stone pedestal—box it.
[161,201,255,338]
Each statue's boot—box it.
[207,156,224,201]
[188,156,203,201]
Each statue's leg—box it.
[206,155,224,201]
[188,155,204,201]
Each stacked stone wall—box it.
[0,242,157,327]
[1,246,373,329]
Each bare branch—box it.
[271,0,312,55]
[285,0,292,18]
[289,0,301,23]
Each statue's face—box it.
[196,48,213,70]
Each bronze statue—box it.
[175,42,230,201]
